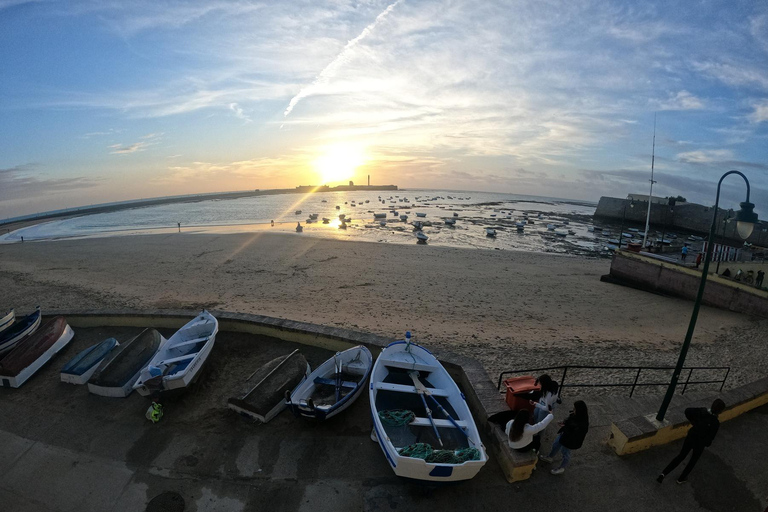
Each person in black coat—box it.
[539,400,589,475]
[657,398,725,484]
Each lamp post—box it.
[618,200,635,248]
[656,170,757,422]
[715,210,732,275]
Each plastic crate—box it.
[503,375,541,411]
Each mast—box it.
[642,114,657,248]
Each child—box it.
[539,400,589,474]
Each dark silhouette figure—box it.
[756,270,765,288]
[657,398,725,484]
[177,222,181,232]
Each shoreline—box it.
[1,231,764,391]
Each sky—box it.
[1,0,768,219]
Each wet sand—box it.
[0,232,764,388]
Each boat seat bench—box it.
[168,336,209,349]
[314,377,357,389]
[374,382,449,397]
[381,360,435,373]
[410,417,468,428]
[158,353,197,366]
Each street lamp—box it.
[656,170,758,422]
[618,200,635,247]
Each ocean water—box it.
[0,189,636,256]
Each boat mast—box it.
[641,114,657,248]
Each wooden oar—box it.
[408,371,475,445]
[407,371,443,447]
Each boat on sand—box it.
[228,349,310,423]
[88,328,165,398]
[0,309,14,335]
[0,307,41,356]
[287,346,372,420]
[0,316,74,388]
[133,311,219,396]
[61,337,120,385]
[370,336,487,482]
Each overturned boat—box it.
[61,337,120,385]
[0,316,74,388]
[0,306,41,356]
[88,328,165,398]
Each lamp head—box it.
[735,201,758,239]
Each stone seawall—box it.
[607,251,768,318]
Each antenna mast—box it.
[641,114,657,248]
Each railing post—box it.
[720,367,730,392]
[497,372,504,391]
[630,368,642,397]
[559,367,568,397]
[682,368,694,395]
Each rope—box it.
[378,409,415,427]
[398,444,481,463]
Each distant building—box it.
[627,194,667,204]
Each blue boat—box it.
[60,337,119,385]
[0,307,41,356]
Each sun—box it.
[314,144,367,184]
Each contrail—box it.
[283,0,403,117]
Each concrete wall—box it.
[608,251,768,318]
[594,196,768,246]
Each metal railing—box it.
[496,365,730,398]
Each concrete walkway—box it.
[0,327,766,512]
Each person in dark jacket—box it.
[539,400,589,475]
[657,398,725,484]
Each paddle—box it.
[407,371,443,447]
[408,371,475,446]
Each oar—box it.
[408,371,475,446]
[407,371,443,447]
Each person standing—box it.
[539,400,589,474]
[756,270,765,288]
[657,398,725,484]
[695,252,703,268]
[681,244,688,262]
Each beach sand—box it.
[1,232,765,389]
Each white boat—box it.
[370,337,487,482]
[228,349,310,423]
[415,212,427,218]
[0,316,74,388]
[485,228,496,237]
[61,337,120,385]
[88,329,165,398]
[412,221,423,230]
[444,218,456,226]
[0,309,14,335]
[287,346,372,420]
[400,215,408,221]
[555,231,568,237]
[0,307,41,356]
[546,224,555,231]
[415,231,428,242]
[133,311,219,396]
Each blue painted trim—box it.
[428,465,454,478]
[371,411,397,468]
[385,340,433,355]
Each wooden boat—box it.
[61,338,119,385]
[0,317,74,388]
[0,306,41,356]
[369,338,487,482]
[374,213,387,219]
[88,328,164,397]
[287,346,373,420]
[228,349,310,423]
[0,309,14,335]
[133,311,219,396]
[444,218,456,226]
[415,212,427,218]
[415,231,428,242]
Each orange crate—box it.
[503,376,540,411]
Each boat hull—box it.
[0,309,14,335]
[288,346,372,421]
[0,308,41,356]
[369,340,487,483]
[229,363,310,423]
[87,328,164,398]
[60,338,119,385]
[0,322,74,388]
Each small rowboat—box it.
[287,345,373,420]
[228,349,310,423]
[415,212,427,218]
[88,328,165,398]
[415,231,428,242]
[485,228,496,237]
[0,309,14,335]
[370,337,487,482]
[61,338,119,385]
[444,218,456,226]
[0,316,74,388]
[0,307,41,356]
[133,311,218,396]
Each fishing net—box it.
[378,409,415,426]
[398,444,481,464]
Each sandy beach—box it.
[1,232,765,389]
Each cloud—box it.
[228,103,251,123]
[677,150,733,164]
[283,0,403,117]
[0,164,102,203]
[748,100,768,123]
[653,90,704,111]
[109,133,162,154]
